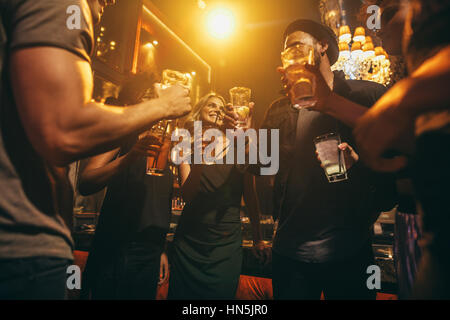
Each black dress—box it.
[168,164,244,300]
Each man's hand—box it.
[277,65,332,112]
[126,135,158,161]
[354,79,415,172]
[304,64,333,111]
[159,252,169,285]
[315,142,359,170]
[339,143,359,169]
[252,240,272,265]
[155,83,192,120]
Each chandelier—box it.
[331,25,392,87]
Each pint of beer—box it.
[281,44,317,109]
[142,120,174,176]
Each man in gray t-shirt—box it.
[0,0,191,299]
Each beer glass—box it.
[229,87,251,129]
[314,133,348,183]
[281,44,317,109]
[161,69,192,90]
[143,120,174,176]
[144,69,191,175]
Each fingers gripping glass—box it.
[229,87,251,129]
[142,121,173,176]
[143,69,190,176]
[314,133,348,183]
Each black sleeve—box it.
[6,0,94,63]
[350,81,398,213]
[347,80,388,108]
[246,97,290,176]
[260,97,291,130]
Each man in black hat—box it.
[260,19,396,299]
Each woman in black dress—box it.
[168,93,267,300]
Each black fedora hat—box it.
[283,19,339,65]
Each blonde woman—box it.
[168,93,267,299]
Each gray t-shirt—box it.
[0,0,94,260]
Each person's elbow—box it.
[33,127,85,167]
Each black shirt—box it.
[262,71,396,263]
[92,138,173,250]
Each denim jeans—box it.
[272,241,377,300]
[0,257,70,300]
[89,236,164,300]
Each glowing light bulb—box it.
[206,8,236,39]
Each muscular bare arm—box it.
[317,47,450,128]
[353,46,450,172]
[10,47,191,166]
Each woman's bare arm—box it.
[179,163,203,204]
[79,148,133,196]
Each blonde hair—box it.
[184,93,226,130]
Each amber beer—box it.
[281,44,317,109]
[143,121,173,176]
[285,64,315,104]
[144,69,191,176]
[144,136,170,177]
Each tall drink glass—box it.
[281,44,317,109]
[144,69,192,175]
[229,87,251,129]
[314,133,348,183]
[161,69,192,90]
[143,120,174,176]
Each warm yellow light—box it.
[198,0,206,10]
[152,40,159,46]
[353,27,366,44]
[206,8,236,39]
[339,25,351,44]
